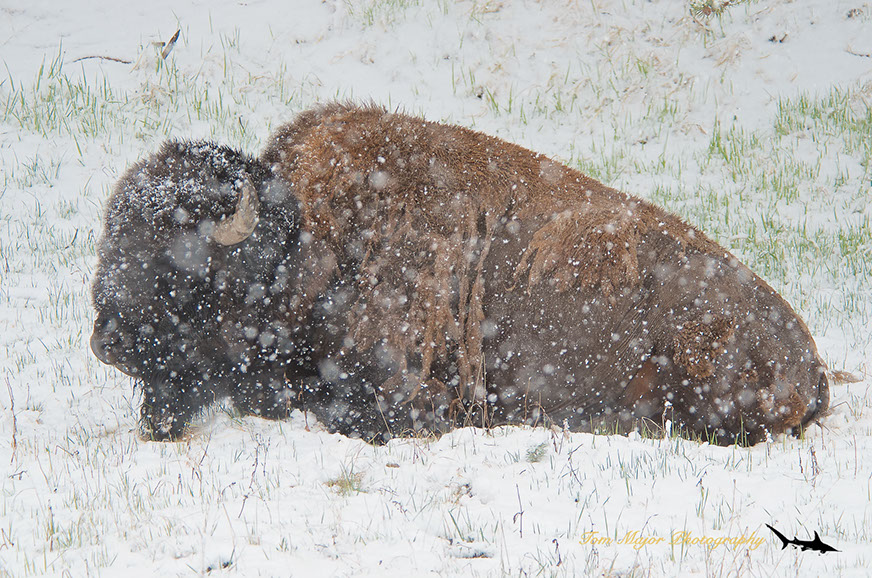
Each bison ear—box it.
[211,177,260,245]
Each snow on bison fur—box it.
[91,102,829,444]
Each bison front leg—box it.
[229,372,293,421]
[140,370,294,441]
[288,367,398,443]
[287,352,455,443]
[140,377,213,441]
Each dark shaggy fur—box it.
[92,103,829,444]
[91,141,300,439]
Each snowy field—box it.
[2,0,872,575]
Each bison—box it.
[91,102,829,444]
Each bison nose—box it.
[90,315,121,365]
[90,332,113,365]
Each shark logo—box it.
[766,524,839,553]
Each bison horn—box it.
[212,179,259,245]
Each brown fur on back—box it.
[262,103,724,414]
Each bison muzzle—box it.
[91,103,829,444]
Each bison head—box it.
[90,141,300,440]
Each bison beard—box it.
[91,103,829,444]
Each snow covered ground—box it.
[1,0,871,575]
